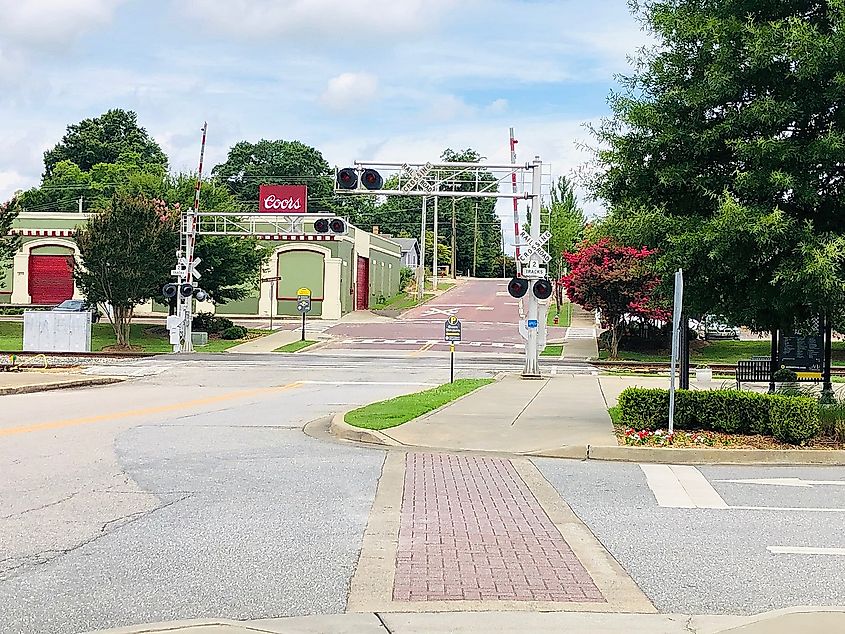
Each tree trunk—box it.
[610,321,620,359]
[112,306,133,349]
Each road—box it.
[322,278,569,353]
[1,318,843,631]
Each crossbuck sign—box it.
[519,231,551,264]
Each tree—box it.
[75,194,177,348]
[545,176,585,279]
[151,173,271,304]
[589,0,845,333]
[43,109,167,177]
[212,140,334,208]
[0,199,21,268]
[562,239,668,359]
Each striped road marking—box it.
[641,465,845,512]
[767,546,845,556]
[640,465,728,509]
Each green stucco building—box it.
[1,212,402,319]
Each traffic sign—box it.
[522,265,546,278]
[527,319,538,328]
[518,231,552,264]
[444,315,462,342]
[296,288,312,314]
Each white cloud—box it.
[486,98,508,114]
[426,94,475,122]
[320,72,379,111]
[183,0,460,40]
[0,0,126,50]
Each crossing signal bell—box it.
[314,217,347,234]
[533,278,553,300]
[507,277,529,299]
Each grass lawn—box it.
[424,280,455,291]
[274,339,317,353]
[0,321,269,352]
[345,378,494,430]
[372,291,435,310]
[546,302,572,328]
[541,344,564,357]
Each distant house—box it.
[393,238,420,268]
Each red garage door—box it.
[356,256,369,310]
[29,255,74,304]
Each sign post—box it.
[262,276,282,331]
[444,315,462,383]
[669,269,684,434]
[296,287,312,341]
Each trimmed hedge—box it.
[769,395,820,444]
[618,387,819,444]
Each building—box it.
[393,238,420,268]
[0,212,401,319]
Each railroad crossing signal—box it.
[518,231,551,264]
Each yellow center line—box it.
[0,381,303,437]
[409,341,436,357]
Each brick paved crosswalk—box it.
[392,453,606,603]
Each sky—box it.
[0,0,652,248]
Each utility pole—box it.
[523,157,542,377]
[509,128,521,275]
[472,202,478,277]
[451,198,456,279]
[432,177,439,290]
[418,196,427,301]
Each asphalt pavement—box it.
[322,278,568,353]
[535,459,845,615]
[2,344,844,632]
[0,356,478,634]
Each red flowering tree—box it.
[562,238,668,359]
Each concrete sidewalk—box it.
[380,374,617,453]
[563,304,599,361]
[224,328,302,353]
[88,607,845,633]
[0,370,121,395]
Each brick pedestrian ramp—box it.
[393,452,606,603]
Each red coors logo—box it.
[259,184,307,213]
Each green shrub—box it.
[773,368,798,382]
[819,403,845,442]
[400,266,415,290]
[619,388,670,429]
[221,325,247,340]
[769,395,820,444]
[618,387,782,437]
[192,312,234,334]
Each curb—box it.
[585,444,845,465]
[0,376,123,396]
[331,418,845,465]
[330,412,403,446]
[83,606,845,634]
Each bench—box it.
[736,358,770,389]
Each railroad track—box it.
[593,360,845,376]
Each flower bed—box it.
[614,424,844,450]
